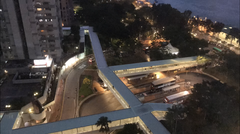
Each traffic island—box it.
[78,75,94,101]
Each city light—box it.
[183,91,190,95]
[76,47,79,49]
[4,70,8,73]
[42,76,47,78]
[29,108,33,113]
[34,92,39,96]
[5,105,11,108]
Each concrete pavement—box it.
[79,91,123,117]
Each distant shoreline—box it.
[148,0,239,28]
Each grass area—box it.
[79,75,93,101]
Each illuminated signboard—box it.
[33,55,52,68]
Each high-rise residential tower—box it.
[60,0,74,27]
[0,0,63,62]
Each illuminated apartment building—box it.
[0,0,63,62]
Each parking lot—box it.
[120,71,215,103]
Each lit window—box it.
[0,9,2,12]
[45,19,47,22]
[37,8,42,11]
[39,19,43,22]
[41,30,44,32]
[8,47,11,49]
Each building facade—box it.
[60,0,74,27]
[0,0,63,62]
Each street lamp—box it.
[5,105,11,108]
[34,92,38,96]
[4,70,8,73]
[29,108,33,113]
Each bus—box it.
[126,74,148,84]
[162,84,180,92]
[213,47,222,53]
[151,77,176,90]
[164,91,190,104]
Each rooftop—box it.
[4,60,33,68]
[100,68,142,108]
[0,75,42,111]
[83,27,108,69]
[109,56,198,71]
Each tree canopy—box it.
[165,81,239,134]
[117,123,144,134]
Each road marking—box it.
[78,64,86,69]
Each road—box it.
[60,60,88,120]
[79,91,123,117]
[178,72,214,85]
[193,29,240,55]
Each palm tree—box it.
[95,116,112,134]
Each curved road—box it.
[60,60,88,120]
[178,72,214,85]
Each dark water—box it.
[149,0,239,28]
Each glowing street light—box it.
[5,105,11,108]
[29,108,33,113]
[183,91,190,95]
[34,92,38,96]
[4,70,8,73]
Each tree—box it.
[204,19,213,32]
[212,22,224,36]
[95,116,112,134]
[165,105,186,134]
[165,81,239,134]
[149,45,177,61]
[126,15,151,40]
[226,27,240,44]
[117,123,144,134]
[182,10,192,22]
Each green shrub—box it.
[79,76,93,100]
